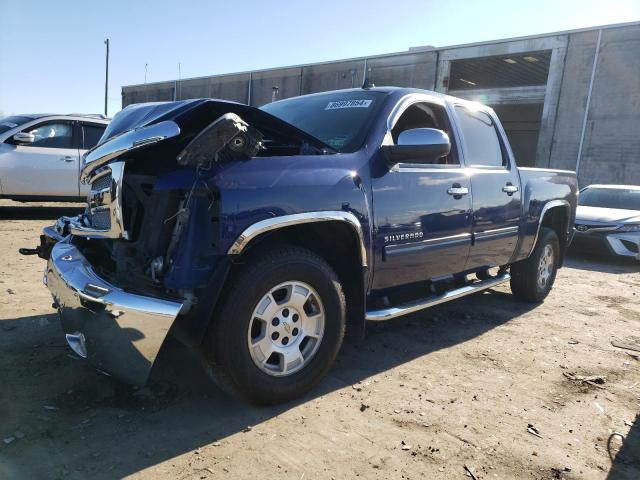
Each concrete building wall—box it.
[547,31,600,174]
[121,23,640,186]
[574,26,640,185]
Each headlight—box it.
[618,224,640,232]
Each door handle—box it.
[447,186,469,196]
[60,156,75,162]
[502,184,519,195]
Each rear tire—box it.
[510,227,559,303]
[202,246,346,405]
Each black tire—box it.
[510,227,560,303]
[202,246,346,405]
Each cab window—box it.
[454,106,505,167]
[391,102,459,165]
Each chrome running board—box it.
[365,273,511,321]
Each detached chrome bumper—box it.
[45,238,183,385]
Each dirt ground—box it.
[0,199,639,480]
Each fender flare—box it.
[528,199,571,257]
[227,211,368,267]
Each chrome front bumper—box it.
[45,238,183,385]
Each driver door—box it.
[371,100,472,291]
[1,120,80,197]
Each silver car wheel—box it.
[537,244,554,289]
[247,280,325,377]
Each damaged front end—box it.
[37,98,328,385]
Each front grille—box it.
[70,161,128,239]
[570,236,612,254]
[575,223,617,232]
[90,209,111,229]
[91,172,112,192]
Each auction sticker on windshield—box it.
[325,99,373,110]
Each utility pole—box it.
[177,62,181,100]
[144,63,148,84]
[104,38,110,116]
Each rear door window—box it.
[455,106,505,167]
[81,123,106,149]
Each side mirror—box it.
[382,128,451,165]
[13,132,35,145]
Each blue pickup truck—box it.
[34,87,578,404]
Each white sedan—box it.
[571,184,640,260]
[0,114,109,201]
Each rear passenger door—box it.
[371,99,472,290]
[79,122,107,196]
[453,105,522,270]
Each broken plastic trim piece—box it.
[176,113,264,167]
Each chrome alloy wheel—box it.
[537,244,554,289]
[247,281,325,377]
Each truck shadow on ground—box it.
[607,414,640,480]
[0,204,83,220]
[1,289,545,478]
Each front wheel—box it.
[510,227,560,303]
[202,246,346,405]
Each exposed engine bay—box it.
[53,99,334,314]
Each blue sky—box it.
[1,0,639,116]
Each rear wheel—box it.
[510,227,559,303]
[202,246,346,405]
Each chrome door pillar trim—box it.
[228,211,368,267]
[529,199,571,256]
[385,93,448,132]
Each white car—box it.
[0,114,109,201]
[572,184,640,260]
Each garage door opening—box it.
[491,103,543,167]
[449,51,551,90]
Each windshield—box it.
[579,187,640,211]
[260,91,388,153]
[0,116,33,134]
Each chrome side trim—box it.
[385,232,471,257]
[475,225,519,240]
[81,120,180,182]
[528,199,571,256]
[366,273,510,321]
[70,161,128,239]
[228,211,368,267]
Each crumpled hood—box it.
[82,98,334,180]
[98,98,332,149]
[576,205,640,224]
[99,100,202,143]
